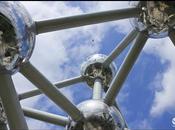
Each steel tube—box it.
[35,8,140,34]
[20,62,83,121]
[0,74,28,129]
[169,29,175,46]
[103,29,138,66]
[104,31,148,106]
[93,78,103,100]
[19,76,84,100]
[23,107,69,126]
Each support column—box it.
[0,74,28,130]
[93,78,103,100]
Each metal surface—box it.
[93,78,102,100]
[0,1,35,74]
[67,100,125,130]
[81,54,116,89]
[130,1,175,38]
[20,62,83,121]
[168,17,175,28]
[103,29,138,66]
[0,74,28,129]
[23,107,69,126]
[35,8,140,34]
[19,75,84,100]
[114,102,128,128]
[169,29,175,46]
[104,31,148,106]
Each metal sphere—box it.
[66,100,125,130]
[0,1,35,74]
[130,1,175,38]
[81,54,116,90]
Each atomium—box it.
[130,1,175,38]
[0,1,175,130]
[0,1,35,74]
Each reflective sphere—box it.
[0,1,35,74]
[67,100,125,130]
[130,1,175,38]
[81,54,116,90]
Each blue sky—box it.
[11,1,175,130]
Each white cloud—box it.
[144,38,175,117]
[129,117,152,129]
[93,1,133,34]
[81,1,133,34]
[137,119,152,129]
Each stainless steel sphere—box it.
[130,1,175,38]
[0,1,35,74]
[66,100,125,130]
[81,54,116,90]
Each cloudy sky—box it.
[11,1,175,129]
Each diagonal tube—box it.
[20,62,83,121]
[18,76,84,100]
[35,8,140,34]
[104,31,148,106]
[169,29,175,46]
[0,74,28,130]
[23,107,69,126]
[103,29,138,66]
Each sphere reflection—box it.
[67,100,125,130]
[0,1,35,74]
[130,1,175,38]
[81,54,116,90]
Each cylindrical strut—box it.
[35,8,140,34]
[93,78,103,100]
[0,74,28,130]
